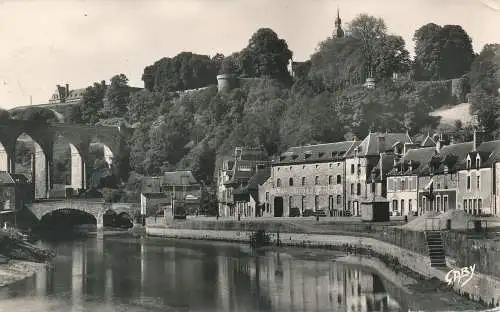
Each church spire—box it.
[335,6,344,38]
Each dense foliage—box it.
[413,23,475,81]
[8,14,498,203]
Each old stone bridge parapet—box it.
[27,199,140,229]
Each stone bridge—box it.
[27,199,140,229]
[0,119,131,200]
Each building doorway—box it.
[274,197,284,217]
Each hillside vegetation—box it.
[3,14,499,203]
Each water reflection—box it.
[1,237,405,312]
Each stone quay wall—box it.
[157,218,500,280]
[146,224,500,307]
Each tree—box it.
[141,52,218,92]
[239,28,293,82]
[439,25,475,80]
[0,109,10,122]
[309,36,365,90]
[413,23,442,80]
[81,81,107,125]
[10,107,60,124]
[347,14,387,76]
[413,23,474,80]
[101,74,130,118]
[372,35,411,80]
[127,90,162,124]
[63,104,83,124]
[211,53,225,74]
[469,44,500,137]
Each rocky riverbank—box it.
[0,260,47,287]
[0,229,54,288]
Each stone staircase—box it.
[425,231,447,268]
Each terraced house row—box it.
[216,131,500,218]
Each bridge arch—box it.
[38,208,97,231]
[14,132,49,199]
[50,132,88,197]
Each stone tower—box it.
[335,7,344,38]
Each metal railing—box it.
[424,218,443,231]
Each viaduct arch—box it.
[0,119,129,200]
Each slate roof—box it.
[418,142,474,175]
[277,141,358,165]
[246,167,271,191]
[162,171,200,186]
[141,176,162,193]
[473,140,500,167]
[346,132,412,157]
[224,159,269,185]
[388,147,436,176]
[0,172,15,185]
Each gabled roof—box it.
[246,167,271,191]
[388,147,436,176]
[224,159,269,185]
[418,142,474,175]
[162,170,200,186]
[472,140,500,167]
[421,135,436,147]
[0,171,15,185]
[346,132,412,157]
[277,141,358,164]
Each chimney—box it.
[473,128,477,152]
[377,135,386,154]
[66,84,69,96]
[408,160,413,172]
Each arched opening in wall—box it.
[0,141,8,172]
[50,135,85,198]
[14,133,47,200]
[103,209,133,229]
[36,208,96,240]
[87,142,117,191]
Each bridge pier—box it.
[70,144,86,191]
[96,212,104,231]
[32,149,50,200]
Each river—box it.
[0,235,486,312]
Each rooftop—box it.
[277,141,357,164]
[346,132,412,157]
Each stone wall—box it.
[267,161,345,215]
[153,218,500,280]
[442,231,500,278]
[146,225,500,306]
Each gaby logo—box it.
[445,264,476,287]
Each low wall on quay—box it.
[441,231,500,278]
[146,226,500,307]
[155,218,500,280]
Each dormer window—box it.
[318,152,325,158]
[304,151,312,159]
[466,158,472,169]
[476,156,481,169]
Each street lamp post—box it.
[370,171,376,201]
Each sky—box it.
[0,0,498,109]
